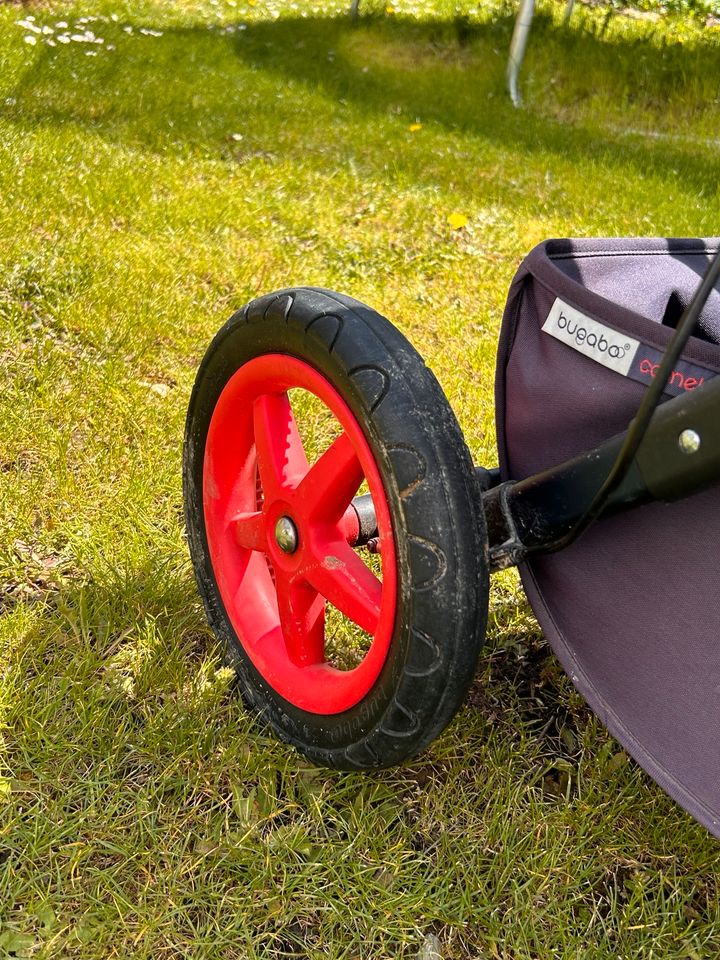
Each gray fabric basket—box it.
[496,238,720,839]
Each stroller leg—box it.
[484,374,720,570]
[507,0,535,107]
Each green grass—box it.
[1,0,720,956]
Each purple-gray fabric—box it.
[495,237,720,839]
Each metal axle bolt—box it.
[275,516,298,553]
[678,429,701,455]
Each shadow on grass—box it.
[4,550,582,787]
[3,11,720,198]
[1,555,240,773]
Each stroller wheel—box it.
[183,287,489,769]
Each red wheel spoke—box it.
[296,431,364,525]
[202,353,397,714]
[230,511,267,553]
[275,575,326,667]
[253,393,309,500]
[305,541,381,635]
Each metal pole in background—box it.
[507,0,535,107]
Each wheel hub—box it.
[274,515,299,554]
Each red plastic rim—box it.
[203,354,397,714]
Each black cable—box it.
[537,244,720,554]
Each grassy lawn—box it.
[2,0,720,955]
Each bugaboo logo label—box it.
[555,311,631,359]
[541,297,718,395]
[542,298,639,376]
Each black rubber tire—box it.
[183,287,489,769]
